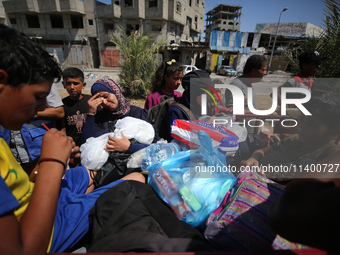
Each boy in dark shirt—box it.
[61,67,91,146]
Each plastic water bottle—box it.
[141,142,181,171]
[171,138,191,151]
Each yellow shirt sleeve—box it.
[0,138,34,221]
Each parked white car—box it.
[217,65,238,77]
[183,65,199,75]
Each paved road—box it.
[55,69,292,96]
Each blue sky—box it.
[97,0,326,32]
[206,0,326,32]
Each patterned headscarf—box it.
[91,78,130,116]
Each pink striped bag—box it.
[204,172,308,251]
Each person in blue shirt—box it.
[0,24,145,255]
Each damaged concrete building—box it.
[0,0,209,70]
[95,0,209,68]
[1,0,98,70]
[205,3,325,73]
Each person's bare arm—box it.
[0,129,74,255]
[291,151,340,186]
[35,106,65,120]
[314,152,340,186]
[241,145,274,167]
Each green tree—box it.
[282,36,321,75]
[316,0,340,78]
[283,0,340,82]
[109,27,167,98]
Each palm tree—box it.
[109,27,167,98]
[282,1,339,76]
[282,0,340,91]
[316,0,340,78]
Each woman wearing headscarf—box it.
[81,78,159,153]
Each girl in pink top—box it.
[144,59,183,109]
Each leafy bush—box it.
[109,27,167,98]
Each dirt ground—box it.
[256,95,273,110]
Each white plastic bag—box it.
[126,148,147,169]
[227,125,247,143]
[80,117,154,170]
[80,133,111,170]
[113,116,155,145]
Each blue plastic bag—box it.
[148,131,236,227]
